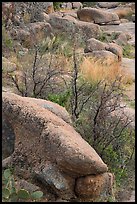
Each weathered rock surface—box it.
[2,92,113,201]
[75,173,114,200]
[62,11,77,19]
[16,179,40,193]
[43,2,54,14]
[19,96,72,124]
[97,2,119,9]
[101,23,135,47]
[2,92,108,176]
[84,38,122,62]
[85,50,118,64]
[77,8,120,25]
[75,20,101,41]
[27,22,53,37]
[48,13,101,41]
[108,7,133,19]
[120,18,129,23]
[10,22,53,48]
[72,2,83,10]
[114,33,128,46]
[34,162,75,199]
[84,38,106,53]
[40,12,50,22]
[2,94,72,159]
[121,58,135,80]
[2,114,15,159]
[48,13,76,31]
[10,28,31,47]
[106,42,123,61]
[61,2,83,10]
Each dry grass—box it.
[59,8,74,12]
[80,57,133,85]
[23,13,31,24]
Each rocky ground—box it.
[2,2,135,202]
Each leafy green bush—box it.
[53,2,62,10]
[71,77,135,186]
[48,91,70,107]
[2,169,43,202]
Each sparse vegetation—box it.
[122,44,135,58]
[82,2,97,7]
[123,94,135,109]
[2,24,14,54]
[2,169,43,202]
[53,2,62,10]
[47,91,70,107]
[2,2,135,202]
[97,32,119,43]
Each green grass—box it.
[97,32,119,43]
[126,100,135,109]
[122,44,135,59]
[123,95,135,109]
[47,91,71,107]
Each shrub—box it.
[82,2,97,7]
[53,2,62,10]
[72,77,135,186]
[68,50,134,186]
[122,44,134,58]
[2,24,14,53]
[47,91,71,107]
[97,32,119,43]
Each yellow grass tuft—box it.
[80,57,134,85]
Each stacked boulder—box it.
[77,8,120,25]
[84,38,123,62]
[2,92,114,202]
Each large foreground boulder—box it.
[2,94,72,159]
[2,92,108,176]
[2,92,114,201]
[2,114,15,159]
[77,8,120,25]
